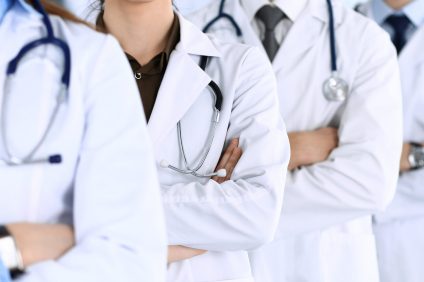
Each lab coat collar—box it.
[1,0,40,23]
[240,0,307,23]
[176,12,221,58]
[148,13,217,143]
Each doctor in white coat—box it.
[95,0,290,281]
[184,0,403,281]
[356,1,424,281]
[0,1,166,281]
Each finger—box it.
[224,147,243,181]
[212,139,239,182]
[216,139,238,169]
[220,138,239,168]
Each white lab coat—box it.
[155,14,290,282]
[357,3,424,282]
[185,0,403,281]
[0,8,166,282]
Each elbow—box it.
[243,200,281,250]
[248,222,278,249]
[373,182,396,213]
[367,172,397,213]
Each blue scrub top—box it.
[0,0,34,23]
[0,260,11,282]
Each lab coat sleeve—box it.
[16,36,167,282]
[375,92,424,222]
[162,47,290,252]
[275,28,403,238]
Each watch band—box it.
[0,226,24,278]
[0,226,10,237]
[409,142,424,170]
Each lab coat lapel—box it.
[271,12,317,73]
[272,0,344,73]
[148,51,211,143]
[148,14,220,143]
[232,1,264,49]
[399,25,424,70]
[272,1,328,73]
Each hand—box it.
[400,142,424,172]
[212,138,243,184]
[400,143,411,172]
[288,127,339,170]
[168,245,207,263]
[7,223,75,267]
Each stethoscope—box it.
[160,56,227,178]
[203,0,349,102]
[1,0,71,166]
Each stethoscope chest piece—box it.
[323,74,349,102]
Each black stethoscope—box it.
[160,56,227,178]
[202,0,349,102]
[1,0,70,166]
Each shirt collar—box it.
[0,0,14,23]
[1,0,39,22]
[372,0,424,27]
[240,0,307,23]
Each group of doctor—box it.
[0,0,422,281]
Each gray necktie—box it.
[256,5,285,61]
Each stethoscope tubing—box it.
[203,0,242,36]
[326,0,338,72]
[1,0,70,166]
[162,57,225,178]
[203,0,346,98]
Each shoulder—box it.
[47,15,135,103]
[48,15,129,84]
[331,1,395,58]
[183,0,222,21]
[48,15,123,66]
[207,33,271,73]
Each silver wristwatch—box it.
[408,143,424,170]
[0,226,24,274]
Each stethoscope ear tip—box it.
[216,169,227,178]
[48,155,62,164]
[160,160,170,168]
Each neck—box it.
[103,1,174,65]
[384,0,413,10]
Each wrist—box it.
[0,226,24,278]
[288,132,310,169]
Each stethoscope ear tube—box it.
[1,0,71,167]
[160,160,227,178]
[203,0,242,36]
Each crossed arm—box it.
[4,138,243,267]
[8,132,420,266]
[4,129,340,266]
